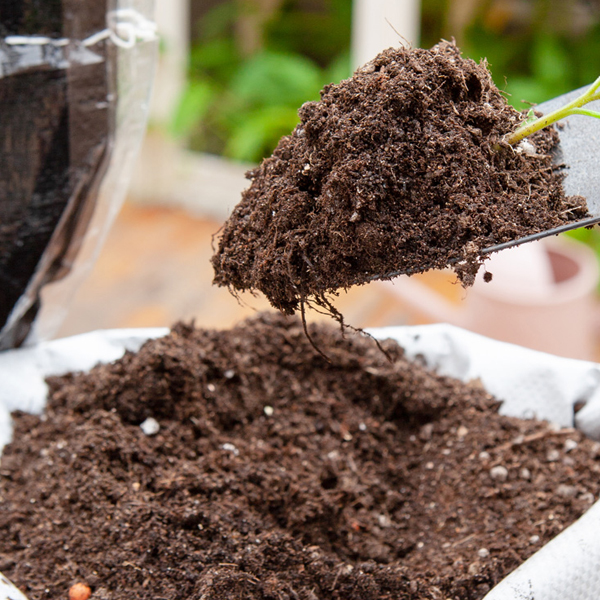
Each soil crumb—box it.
[211,41,588,314]
[2,312,600,599]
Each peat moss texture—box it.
[211,41,587,314]
[1,313,599,599]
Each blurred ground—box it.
[57,202,448,337]
[56,201,600,363]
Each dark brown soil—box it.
[211,41,588,315]
[1,312,600,599]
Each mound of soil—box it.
[1,313,600,599]
[211,41,588,315]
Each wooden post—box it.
[152,0,189,125]
[352,0,421,68]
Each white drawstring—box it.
[5,35,68,46]
[4,9,157,49]
[86,8,158,49]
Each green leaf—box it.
[170,79,216,138]
[228,51,323,109]
[189,39,240,81]
[573,24,600,84]
[531,35,571,88]
[224,105,301,162]
[197,0,238,40]
[324,51,352,86]
[504,76,553,109]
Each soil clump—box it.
[211,41,588,315]
[1,312,600,599]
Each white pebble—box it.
[518,140,537,156]
[479,451,491,461]
[263,405,274,417]
[519,468,532,480]
[378,514,392,528]
[419,423,434,441]
[140,417,160,436]
[556,484,577,498]
[477,548,490,559]
[547,449,560,462]
[490,465,509,482]
[221,442,239,456]
[529,535,540,544]
[564,439,578,453]
[456,425,468,438]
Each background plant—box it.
[423,0,600,111]
[172,0,352,163]
[175,0,600,162]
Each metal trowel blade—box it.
[483,85,600,254]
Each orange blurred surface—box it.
[56,202,600,362]
[58,202,440,337]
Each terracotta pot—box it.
[380,236,600,360]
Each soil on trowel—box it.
[211,41,588,315]
[2,313,600,600]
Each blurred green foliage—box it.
[175,0,600,165]
[422,0,600,111]
[564,227,600,257]
[462,25,600,110]
[172,0,352,163]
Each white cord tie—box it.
[4,9,157,49]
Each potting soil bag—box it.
[0,0,157,350]
[0,323,600,599]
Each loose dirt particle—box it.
[211,41,587,317]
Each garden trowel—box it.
[483,86,600,255]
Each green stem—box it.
[505,74,600,146]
